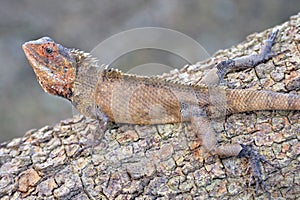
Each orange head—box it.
[22,37,76,100]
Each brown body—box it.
[22,36,300,126]
[92,69,300,125]
[22,32,296,197]
[94,70,207,124]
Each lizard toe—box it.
[238,144,280,199]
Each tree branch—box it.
[1,13,300,199]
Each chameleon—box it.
[22,30,299,197]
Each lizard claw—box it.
[259,29,279,61]
[238,144,280,199]
[267,29,279,44]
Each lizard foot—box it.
[257,29,279,61]
[237,144,280,199]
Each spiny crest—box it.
[71,49,93,60]
[71,49,98,65]
[70,49,113,73]
[102,67,124,79]
[70,48,206,88]
[105,67,205,89]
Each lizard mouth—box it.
[22,42,41,70]
[22,42,55,77]
[22,41,63,95]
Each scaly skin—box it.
[22,31,297,198]
[22,37,300,124]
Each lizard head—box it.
[22,37,76,100]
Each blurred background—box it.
[0,0,299,142]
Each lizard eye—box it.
[63,67,68,73]
[45,46,53,54]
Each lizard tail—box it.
[225,89,300,114]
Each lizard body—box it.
[22,30,296,198]
[81,66,300,124]
[22,37,300,124]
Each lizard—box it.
[22,30,298,198]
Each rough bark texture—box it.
[1,13,300,200]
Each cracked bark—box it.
[1,13,300,200]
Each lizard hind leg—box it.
[216,29,279,82]
[191,116,243,157]
[191,116,278,199]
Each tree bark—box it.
[1,13,300,200]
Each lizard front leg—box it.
[71,106,109,157]
[95,105,109,134]
[90,106,109,149]
[191,116,278,199]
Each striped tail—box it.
[225,89,300,114]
